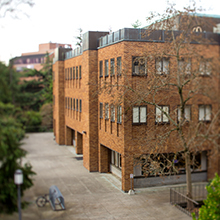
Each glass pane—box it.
[199,106,205,120]
[133,107,139,123]
[185,106,191,121]
[205,105,211,120]
[206,62,211,75]
[163,58,169,74]
[111,151,114,164]
[156,60,161,74]
[186,61,191,74]
[156,107,161,122]
[163,106,169,122]
[140,107,146,123]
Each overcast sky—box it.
[0,0,219,64]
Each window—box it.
[68,97,70,109]
[177,106,191,122]
[199,60,211,76]
[100,103,103,118]
[70,68,72,79]
[65,69,67,80]
[105,103,109,119]
[117,106,122,123]
[100,61,103,77]
[133,106,147,124]
[79,66,82,79]
[79,99,82,112]
[73,67,75,79]
[117,57,122,75]
[156,106,169,123]
[76,66,78,79]
[156,58,169,74]
[105,60,109,77]
[76,99,78,111]
[73,98,75,110]
[132,57,147,75]
[110,58,115,76]
[178,59,191,75]
[70,98,72,110]
[110,105,115,122]
[65,97,67,108]
[199,105,211,121]
[67,68,69,80]
[111,150,121,169]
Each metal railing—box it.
[170,183,207,218]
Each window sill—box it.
[155,122,170,125]
[132,73,147,77]
[132,123,147,125]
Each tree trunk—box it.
[185,152,194,210]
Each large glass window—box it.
[117,106,122,123]
[105,60,109,77]
[100,61,103,77]
[177,106,191,121]
[156,58,169,74]
[199,105,211,121]
[132,57,147,76]
[110,58,115,76]
[133,106,147,123]
[156,106,169,123]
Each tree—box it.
[0,102,35,213]
[99,3,220,200]
[132,19,142,28]
[0,0,34,19]
[192,173,220,219]
[75,28,83,47]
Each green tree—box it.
[132,19,142,28]
[0,102,35,213]
[192,173,220,220]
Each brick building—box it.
[53,25,220,192]
[10,42,71,72]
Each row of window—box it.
[100,103,122,123]
[100,57,122,77]
[65,97,82,112]
[132,105,211,124]
[132,57,211,76]
[65,66,82,80]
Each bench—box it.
[49,185,65,211]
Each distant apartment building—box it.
[10,42,71,72]
[53,15,220,192]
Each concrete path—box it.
[1,133,191,220]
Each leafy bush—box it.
[192,173,220,220]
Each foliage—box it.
[21,110,42,132]
[40,103,53,131]
[75,28,83,47]
[0,0,34,19]
[132,19,142,28]
[192,173,220,220]
[0,102,35,214]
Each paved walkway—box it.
[1,133,191,220]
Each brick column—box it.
[76,132,83,154]
[99,145,110,173]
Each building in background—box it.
[10,42,71,72]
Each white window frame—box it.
[199,105,211,121]
[132,106,147,124]
[156,58,169,75]
[117,105,122,123]
[110,105,115,122]
[156,106,169,123]
[132,57,147,76]
[105,103,109,119]
[177,106,191,122]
